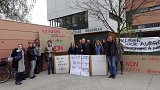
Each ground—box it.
[0,71,160,90]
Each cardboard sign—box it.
[55,55,70,74]
[91,55,107,75]
[39,28,74,53]
[70,55,90,76]
[124,55,160,74]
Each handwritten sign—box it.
[70,55,90,76]
[120,37,160,52]
[55,55,69,74]
[91,55,107,75]
[70,55,82,75]
[81,55,90,76]
[39,29,74,53]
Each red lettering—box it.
[147,69,160,74]
[42,29,61,34]
[126,61,139,67]
[50,30,54,34]
[127,68,140,72]
[48,30,51,33]
[55,45,63,51]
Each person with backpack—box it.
[11,44,25,85]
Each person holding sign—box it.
[105,35,117,79]
[45,40,56,75]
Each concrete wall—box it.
[0,19,67,72]
[0,20,72,55]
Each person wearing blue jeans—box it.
[48,57,54,74]
[45,40,55,75]
[108,56,116,78]
[105,35,117,79]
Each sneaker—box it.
[30,76,35,79]
[112,76,116,79]
[15,82,22,85]
[108,75,113,78]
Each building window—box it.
[49,11,88,30]
[133,22,160,29]
[109,12,122,22]
[127,4,160,15]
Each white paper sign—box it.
[81,55,90,76]
[70,55,90,76]
[70,55,82,75]
[55,55,69,74]
[91,55,107,75]
[120,37,160,52]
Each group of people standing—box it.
[68,38,102,55]
[68,35,124,79]
[10,39,57,85]
[11,39,42,85]
[9,35,123,85]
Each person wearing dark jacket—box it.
[68,43,78,54]
[11,44,25,85]
[105,36,117,79]
[116,38,124,74]
[33,42,41,74]
[27,43,36,79]
[102,39,106,54]
[86,40,91,55]
[78,38,87,55]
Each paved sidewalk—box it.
[0,71,160,90]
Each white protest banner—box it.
[55,55,69,74]
[120,37,160,52]
[91,55,107,75]
[70,55,82,75]
[81,55,90,76]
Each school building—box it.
[47,0,117,42]
[47,0,160,38]
[126,0,160,37]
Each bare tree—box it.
[73,0,160,37]
[0,0,36,22]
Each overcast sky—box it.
[31,0,49,26]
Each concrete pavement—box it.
[0,71,160,90]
